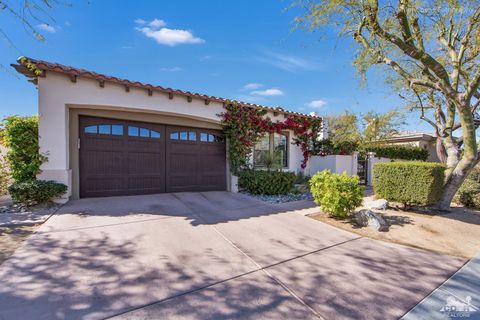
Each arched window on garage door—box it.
[84,124,124,136]
[127,126,161,138]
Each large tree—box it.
[296,0,480,210]
[326,111,361,143]
[362,109,405,143]
[326,109,404,143]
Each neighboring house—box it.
[382,132,440,162]
[13,57,320,201]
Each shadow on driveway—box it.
[0,192,467,320]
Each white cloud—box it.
[38,23,56,33]
[199,55,211,61]
[148,18,166,28]
[258,50,321,72]
[160,66,182,72]
[305,99,327,108]
[243,83,263,90]
[135,19,146,25]
[236,95,268,104]
[251,88,284,96]
[136,18,204,46]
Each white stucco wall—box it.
[307,154,358,176]
[37,71,307,199]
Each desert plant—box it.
[310,170,364,218]
[1,116,46,182]
[258,151,283,171]
[373,162,445,208]
[295,171,311,185]
[238,169,296,195]
[8,180,67,205]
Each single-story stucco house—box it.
[12,57,321,201]
[382,132,439,162]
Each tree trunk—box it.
[435,103,478,211]
[435,157,477,210]
[436,136,447,163]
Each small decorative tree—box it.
[0,116,46,182]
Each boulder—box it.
[354,209,389,232]
[365,198,388,210]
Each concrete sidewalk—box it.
[0,192,467,320]
[402,254,480,320]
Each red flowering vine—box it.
[218,101,322,174]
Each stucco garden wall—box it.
[307,154,358,177]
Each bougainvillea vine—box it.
[218,101,323,174]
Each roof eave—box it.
[13,56,322,120]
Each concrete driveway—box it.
[0,192,466,320]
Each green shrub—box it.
[312,139,358,156]
[373,162,445,207]
[332,140,358,155]
[0,116,46,182]
[363,145,429,161]
[294,171,311,185]
[310,170,364,218]
[238,169,296,195]
[454,168,480,208]
[0,156,9,195]
[8,180,67,205]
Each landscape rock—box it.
[354,209,389,232]
[241,191,313,204]
[365,198,389,210]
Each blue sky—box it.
[0,0,428,130]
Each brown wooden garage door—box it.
[79,116,226,198]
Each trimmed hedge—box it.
[454,168,480,208]
[364,145,429,161]
[238,169,296,195]
[373,162,445,207]
[310,170,364,218]
[9,180,67,205]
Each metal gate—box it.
[357,153,369,185]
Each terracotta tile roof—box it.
[12,56,321,119]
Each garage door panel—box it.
[80,117,226,197]
[169,176,197,191]
[83,151,125,173]
[127,175,164,191]
[126,139,163,152]
[168,154,199,173]
[127,153,165,174]
[199,155,225,172]
[82,176,127,198]
[82,137,125,151]
[166,126,226,193]
[80,116,166,197]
